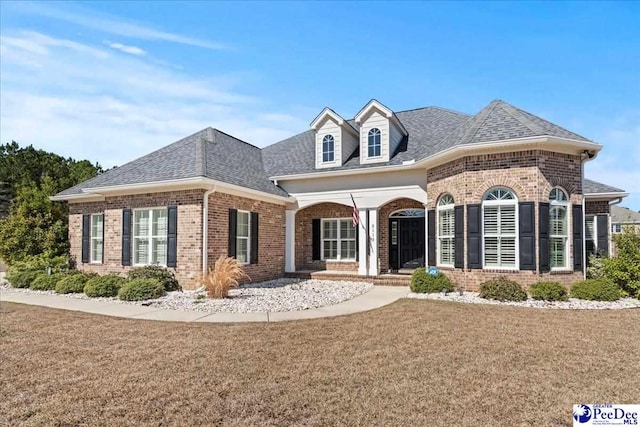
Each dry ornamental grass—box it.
[198,256,249,299]
[1,300,639,426]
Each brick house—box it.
[53,99,627,290]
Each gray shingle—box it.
[584,178,626,194]
[611,205,640,223]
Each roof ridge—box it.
[496,101,546,135]
[465,100,501,143]
[397,105,473,117]
[212,128,263,151]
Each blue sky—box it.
[1,1,639,209]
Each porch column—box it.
[285,210,296,273]
[368,209,379,276]
[424,203,429,268]
[358,208,368,276]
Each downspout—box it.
[202,186,216,273]
[581,156,587,279]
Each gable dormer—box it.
[354,99,408,164]
[310,107,359,169]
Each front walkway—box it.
[0,286,408,323]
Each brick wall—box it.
[207,192,286,284]
[69,190,204,288]
[294,203,358,272]
[586,200,610,215]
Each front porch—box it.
[285,270,412,286]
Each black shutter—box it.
[167,206,177,268]
[467,204,482,269]
[228,209,237,258]
[573,204,583,271]
[597,214,608,256]
[81,214,90,264]
[122,209,132,266]
[250,212,259,264]
[539,202,550,272]
[454,205,464,269]
[427,210,436,266]
[312,219,321,261]
[519,202,536,270]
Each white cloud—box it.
[0,31,307,169]
[9,2,227,50]
[105,41,146,56]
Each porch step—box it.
[285,271,411,287]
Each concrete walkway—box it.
[0,286,408,323]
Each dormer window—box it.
[322,135,335,163]
[368,128,381,157]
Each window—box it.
[549,188,569,269]
[133,208,168,266]
[437,194,455,266]
[368,128,381,157]
[483,188,517,269]
[322,135,335,163]
[322,219,356,260]
[90,214,104,263]
[612,223,622,234]
[585,215,597,256]
[236,210,250,264]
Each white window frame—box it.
[482,188,519,270]
[321,218,356,261]
[322,135,335,163]
[133,207,168,267]
[437,194,455,267]
[236,210,251,265]
[585,214,597,257]
[367,128,381,158]
[549,187,570,271]
[90,213,104,264]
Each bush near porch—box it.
[410,269,456,294]
[587,228,640,298]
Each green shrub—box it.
[6,270,40,288]
[600,228,640,297]
[529,281,568,301]
[84,275,125,298]
[410,269,456,293]
[118,279,165,301]
[479,277,527,301]
[30,273,65,291]
[55,273,95,294]
[127,266,180,292]
[570,279,622,301]
[9,254,71,275]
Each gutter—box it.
[202,186,216,274]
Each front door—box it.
[389,218,425,271]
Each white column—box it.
[368,209,379,276]
[285,210,296,273]
[357,208,368,276]
[424,204,430,268]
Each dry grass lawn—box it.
[1,300,639,426]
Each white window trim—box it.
[482,195,519,271]
[132,207,168,267]
[322,135,335,164]
[236,210,251,265]
[585,214,598,256]
[550,188,570,271]
[321,218,356,262]
[367,128,382,159]
[436,199,455,268]
[90,213,104,264]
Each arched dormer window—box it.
[482,187,518,269]
[549,187,569,269]
[437,194,455,266]
[322,135,334,163]
[368,128,381,157]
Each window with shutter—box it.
[236,210,250,264]
[90,214,104,263]
[321,218,356,261]
[437,194,455,266]
[549,187,569,269]
[482,188,518,269]
[133,208,168,266]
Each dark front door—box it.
[391,218,425,270]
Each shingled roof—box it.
[583,179,626,195]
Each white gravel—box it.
[407,290,640,310]
[1,278,374,313]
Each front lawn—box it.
[1,300,638,426]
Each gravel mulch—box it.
[407,290,640,309]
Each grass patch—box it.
[1,300,639,426]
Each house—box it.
[609,205,640,256]
[52,99,628,290]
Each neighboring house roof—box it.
[583,179,626,195]
[57,128,289,198]
[611,205,640,224]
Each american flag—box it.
[350,194,359,227]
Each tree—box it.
[0,142,103,264]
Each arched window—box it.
[483,187,517,268]
[549,187,569,269]
[368,128,381,157]
[322,135,334,162]
[437,194,455,266]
